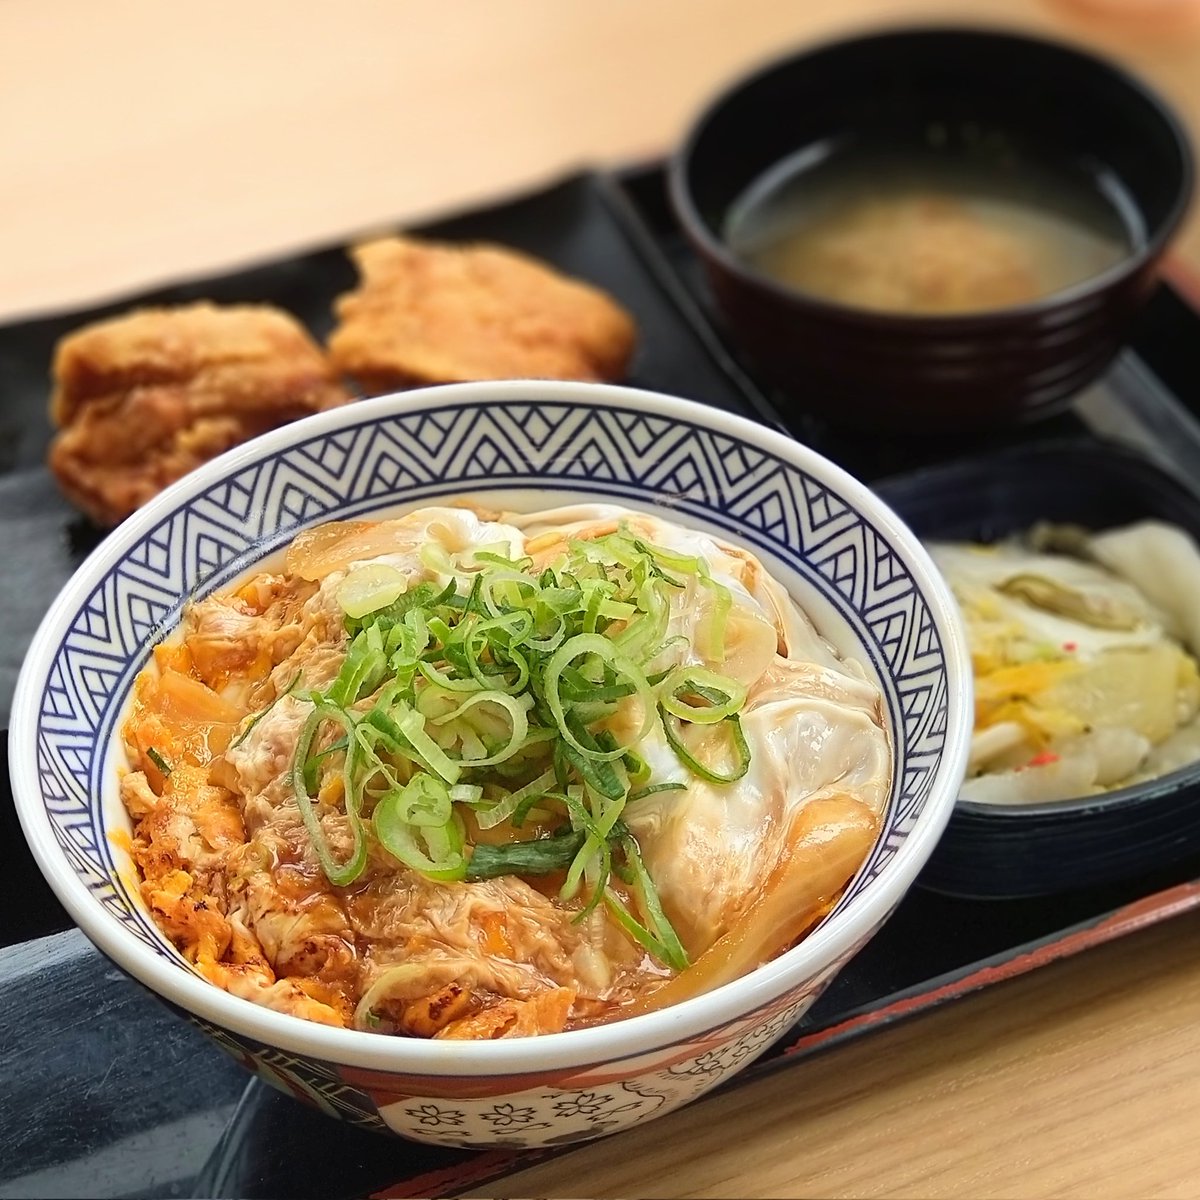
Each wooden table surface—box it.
[5,1,1200,1196]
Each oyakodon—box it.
[119,503,890,1039]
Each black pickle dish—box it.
[877,439,1200,898]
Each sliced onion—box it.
[475,767,557,830]
[352,964,429,1030]
[395,706,461,784]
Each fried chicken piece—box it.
[327,236,636,393]
[48,303,349,526]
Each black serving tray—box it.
[5,167,1200,1200]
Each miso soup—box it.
[724,148,1141,316]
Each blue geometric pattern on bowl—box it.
[34,398,947,957]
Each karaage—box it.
[49,303,348,526]
[327,237,636,392]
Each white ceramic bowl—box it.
[11,380,971,1148]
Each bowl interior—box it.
[13,384,968,1071]
[676,27,1192,303]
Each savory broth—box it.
[724,148,1140,315]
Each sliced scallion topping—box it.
[465,826,586,880]
[146,746,173,776]
[605,887,688,972]
[429,690,529,767]
[374,776,466,882]
[286,519,755,936]
[291,703,367,886]
[336,563,407,620]
[658,667,747,725]
[619,833,690,971]
[627,781,687,803]
[544,633,653,761]
[658,703,751,784]
[230,670,302,750]
[327,624,387,707]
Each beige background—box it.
[5,1,1200,1196]
[5,0,1200,321]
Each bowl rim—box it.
[11,378,973,1076]
[669,22,1196,332]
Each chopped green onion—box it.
[630,536,731,661]
[429,690,529,767]
[416,659,482,693]
[473,548,534,571]
[627,781,687,802]
[290,702,367,886]
[620,834,689,971]
[380,772,453,827]
[303,735,348,795]
[146,747,173,776]
[464,573,487,617]
[336,563,408,620]
[544,633,653,761]
[396,705,462,784]
[478,568,539,618]
[475,768,556,830]
[658,666,748,725]
[511,787,557,828]
[629,539,687,589]
[465,827,586,880]
[282,522,755,927]
[418,541,455,576]
[567,836,612,922]
[659,703,751,784]
[327,624,387,706]
[230,670,302,750]
[374,778,466,882]
[557,665,636,703]
[561,714,624,801]
[604,886,688,972]
[344,579,442,637]
[463,615,531,693]
[595,729,651,785]
[612,581,670,662]
[700,579,733,662]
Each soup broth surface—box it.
[725,148,1139,315]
